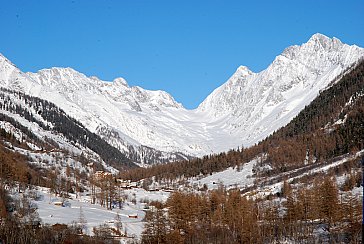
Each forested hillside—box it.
[141,177,361,243]
[120,60,364,182]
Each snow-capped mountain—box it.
[197,33,364,146]
[0,56,191,165]
[1,33,363,164]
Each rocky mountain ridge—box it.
[1,33,363,165]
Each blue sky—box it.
[1,1,363,109]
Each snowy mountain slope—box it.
[1,34,363,163]
[25,69,195,164]
[0,88,131,173]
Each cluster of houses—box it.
[116,179,137,189]
[93,171,138,189]
[92,171,181,193]
[93,171,113,180]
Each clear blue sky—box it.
[1,1,363,109]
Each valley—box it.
[0,34,363,243]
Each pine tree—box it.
[142,208,168,244]
[78,206,88,234]
[341,192,361,241]
[318,177,340,232]
[114,212,122,235]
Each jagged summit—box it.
[308,33,332,43]
[236,65,254,76]
[281,35,347,64]
[25,66,182,111]
[306,33,343,48]
[198,34,364,118]
[113,77,128,87]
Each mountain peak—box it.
[113,77,128,87]
[308,33,331,42]
[236,65,253,76]
[280,33,351,63]
[35,67,87,80]
[42,66,78,73]
[0,53,17,68]
[305,33,344,51]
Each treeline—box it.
[277,60,364,137]
[141,177,361,243]
[0,88,136,169]
[120,60,364,182]
[0,113,44,148]
[119,148,248,182]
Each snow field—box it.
[32,187,170,239]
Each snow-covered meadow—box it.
[14,186,170,241]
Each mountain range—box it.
[1,33,363,166]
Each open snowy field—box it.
[26,187,170,240]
